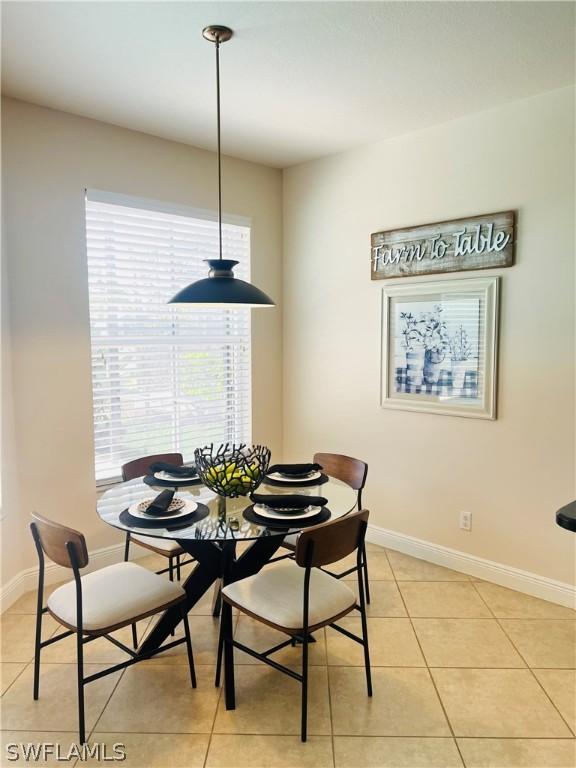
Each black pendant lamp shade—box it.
[169,259,274,307]
[169,26,275,308]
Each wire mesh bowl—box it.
[194,443,271,498]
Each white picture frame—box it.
[381,276,500,419]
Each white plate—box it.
[128,499,198,520]
[154,471,198,483]
[253,504,322,521]
[266,470,321,483]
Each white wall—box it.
[283,86,575,586]
[1,97,283,585]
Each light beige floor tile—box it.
[431,668,572,737]
[189,586,223,616]
[41,620,151,664]
[456,738,576,767]
[206,734,334,768]
[132,552,171,572]
[213,664,331,735]
[96,664,218,733]
[1,663,122,732]
[387,551,470,582]
[88,733,210,766]
[5,581,67,614]
[365,542,386,553]
[329,667,450,736]
[474,583,576,619]
[354,581,408,617]
[413,619,525,668]
[500,620,576,668]
[146,615,221,666]
[398,583,491,618]
[341,551,394,581]
[334,736,463,767]
[1,613,60,662]
[0,732,80,766]
[533,669,576,733]
[327,618,425,667]
[234,616,327,666]
[1,662,28,695]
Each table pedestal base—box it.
[138,536,284,657]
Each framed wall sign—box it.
[381,276,500,419]
[371,210,515,280]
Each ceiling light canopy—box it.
[169,25,275,308]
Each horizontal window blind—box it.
[86,194,251,484]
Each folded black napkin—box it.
[145,489,175,517]
[267,463,323,478]
[149,461,198,478]
[250,493,327,510]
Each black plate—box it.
[243,504,331,529]
[119,503,209,529]
[144,474,203,489]
[263,473,329,489]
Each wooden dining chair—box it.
[30,513,196,744]
[220,509,372,741]
[280,452,371,603]
[122,453,193,582]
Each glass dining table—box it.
[97,475,358,660]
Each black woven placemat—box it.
[143,474,203,489]
[119,502,210,530]
[243,504,331,529]
[262,473,329,489]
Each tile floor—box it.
[1,546,574,767]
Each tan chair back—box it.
[121,453,184,482]
[295,509,369,568]
[30,513,89,569]
[313,452,367,495]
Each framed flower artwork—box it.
[380,276,500,419]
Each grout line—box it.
[469,581,576,738]
[394,570,467,768]
[202,614,237,768]
[0,659,32,698]
[1,728,574,740]
[324,628,336,768]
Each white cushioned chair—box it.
[121,453,192,582]
[220,509,372,742]
[31,513,196,744]
[276,453,371,604]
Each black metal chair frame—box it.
[270,484,371,605]
[31,523,197,744]
[220,518,372,742]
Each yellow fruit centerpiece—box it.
[194,443,271,498]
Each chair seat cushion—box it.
[222,564,356,630]
[48,562,184,632]
[131,534,183,554]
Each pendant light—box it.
[169,25,275,308]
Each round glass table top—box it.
[97,476,357,542]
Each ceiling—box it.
[2,2,574,167]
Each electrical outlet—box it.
[460,511,472,531]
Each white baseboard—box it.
[367,524,576,609]
[1,542,127,613]
[2,528,574,612]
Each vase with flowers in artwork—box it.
[449,325,473,395]
[422,306,450,385]
[400,311,425,387]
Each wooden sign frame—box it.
[371,210,515,280]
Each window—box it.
[85,191,251,484]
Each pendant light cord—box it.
[215,37,223,262]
